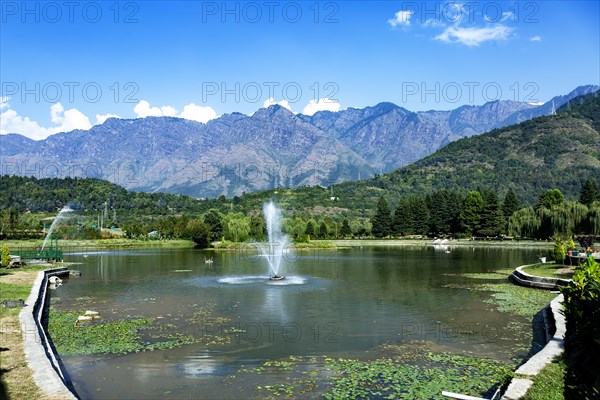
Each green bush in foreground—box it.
[561,256,600,398]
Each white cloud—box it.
[179,103,218,123]
[133,100,178,118]
[435,24,512,46]
[530,35,542,42]
[262,97,292,111]
[1,109,50,140]
[133,99,218,123]
[484,11,514,22]
[388,10,414,27]
[302,98,341,116]
[1,102,92,140]
[501,11,514,22]
[1,98,218,140]
[95,113,121,124]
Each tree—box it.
[536,189,564,210]
[305,219,317,238]
[579,180,600,206]
[371,196,391,238]
[341,219,352,237]
[479,190,505,237]
[460,191,484,236]
[1,245,10,268]
[407,196,429,235]
[502,190,520,219]
[427,190,463,235]
[203,209,224,240]
[249,215,266,240]
[392,197,410,236]
[185,220,212,247]
[319,221,329,239]
[508,207,541,238]
[224,213,251,242]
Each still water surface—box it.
[53,246,539,399]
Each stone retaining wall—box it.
[501,293,566,399]
[19,267,78,399]
[511,265,571,290]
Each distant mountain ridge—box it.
[0,85,597,198]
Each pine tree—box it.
[319,222,329,239]
[407,196,429,235]
[341,219,352,237]
[460,191,484,236]
[392,197,410,236]
[479,190,505,236]
[502,190,520,218]
[305,219,316,237]
[372,196,391,238]
[579,180,600,206]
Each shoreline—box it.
[1,238,558,256]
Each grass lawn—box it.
[2,238,196,251]
[0,266,49,400]
[521,262,574,280]
[523,356,566,400]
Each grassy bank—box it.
[2,238,196,251]
[320,239,554,248]
[0,266,49,400]
[521,262,574,279]
[522,356,566,400]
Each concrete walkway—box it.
[19,268,78,399]
[501,293,566,400]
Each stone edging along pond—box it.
[511,265,571,290]
[19,267,78,400]
[501,264,570,400]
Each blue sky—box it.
[1,0,599,139]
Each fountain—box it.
[41,206,74,250]
[256,201,290,280]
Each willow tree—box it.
[585,204,600,235]
[544,201,588,237]
[508,207,541,238]
[224,213,251,242]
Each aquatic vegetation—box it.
[476,283,556,317]
[458,269,515,280]
[48,305,231,355]
[324,353,513,399]
[48,309,155,355]
[229,351,513,399]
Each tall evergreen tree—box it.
[372,196,391,238]
[460,191,484,236]
[502,190,520,219]
[319,221,329,239]
[407,196,429,235]
[579,180,600,206]
[305,219,316,237]
[341,219,352,237]
[203,209,224,239]
[392,197,411,236]
[480,190,505,236]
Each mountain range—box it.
[1,85,597,198]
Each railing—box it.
[11,248,63,260]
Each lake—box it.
[50,245,543,399]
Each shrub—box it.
[561,256,600,398]
[1,245,10,267]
